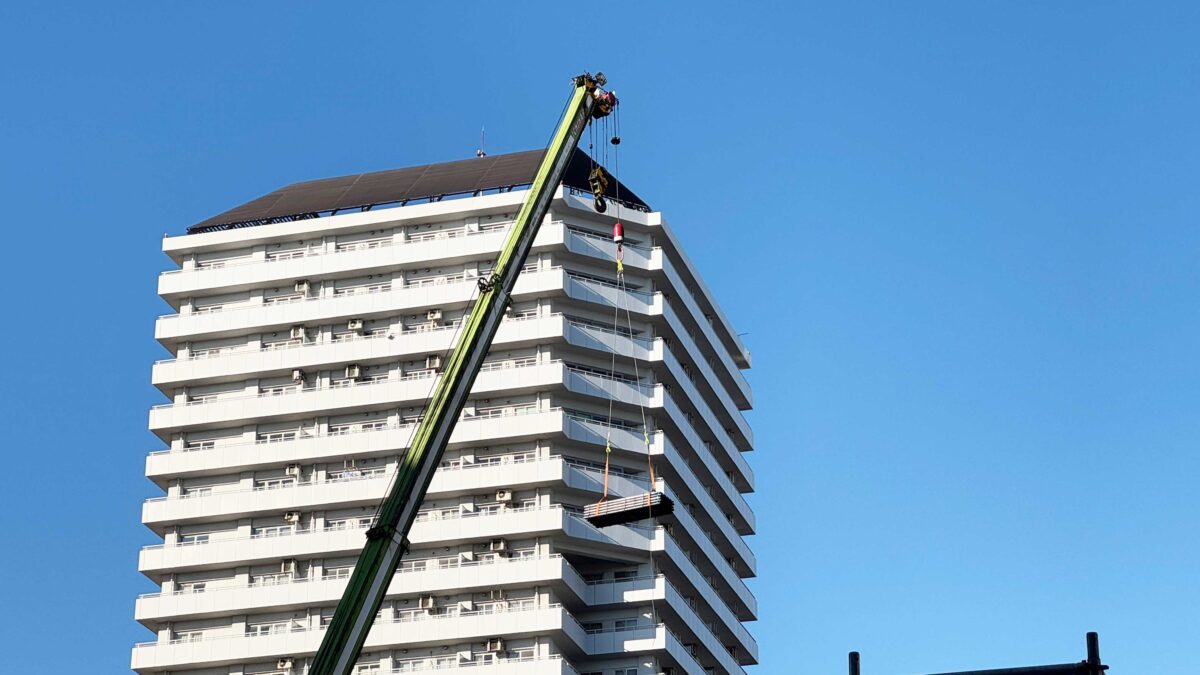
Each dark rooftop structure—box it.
[188,148,649,234]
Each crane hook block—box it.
[588,165,610,213]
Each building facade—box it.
[133,153,757,675]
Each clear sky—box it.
[0,2,1196,673]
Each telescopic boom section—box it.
[307,72,615,675]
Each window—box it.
[174,630,204,643]
[250,572,290,587]
[398,559,427,573]
[184,439,215,452]
[581,622,603,634]
[246,621,290,637]
[616,669,639,675]
[325,517,372,531]
[477,601,506,614]
[394,658,424,672]
[181,486,212,499]
[263,336,302,351]
[252,525,292,538]
[255,477,295,491]
[614,618,639,631]
[177,581,206,594]
[614,570,638,581]
[179,533,209,546]
[395,608,428,622]
[323,566,352,581]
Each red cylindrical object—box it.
[612,221,624,243]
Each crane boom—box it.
[307,72,614,675]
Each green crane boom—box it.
[307,72,616,675]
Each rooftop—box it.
[188,148,649,234]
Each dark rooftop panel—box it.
[188,148,647,234]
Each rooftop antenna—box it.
[475,126,486,157]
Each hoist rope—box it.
[595,104,664,657]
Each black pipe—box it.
[850,651,861,675]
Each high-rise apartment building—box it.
[132,150,756,675]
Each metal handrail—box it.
[147,407,567,456]
[157,266,562,320]
[151,360,561,411]
[140,505,567,552]
[134,602,565,648]
[159,222,517,276]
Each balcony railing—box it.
[158,265,560,321]
[139,553,568,600]
[160,222,516,276]
[152,359,559,411]
[156,313,556,366]
[133,602,567,648]
[385,654,576,674]
[148,406,568,457]
[140,505,571,552]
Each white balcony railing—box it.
[158,265,559,321]
[152,359,561,411]
[133,602,567,648]
[161,222,516,276]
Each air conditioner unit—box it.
[495,489,513,503]
[280,559,297,575]
[284,511,301,525]
[347,318,364,332]
[294,280,310,295]
[292,369,306,384]
[485,637,505,652]
[488,589,506,601]
[277,657,294,671]
[345,364,362,380]
[425,355,442,371]
[427,308,443,321]
[488,538,508,553]
[417,594,435,609]
[290,325,306,340]
[285,464,301,477]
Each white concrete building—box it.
[133,151,757,675]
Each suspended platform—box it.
[584,491,674,528]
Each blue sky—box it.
[1,2,1196,673]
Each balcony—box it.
[143,455,646,531]
[565,414,753,538]
[158,221,519,301]
[151,312,562,388]
[146,408,571,479]
[143,409,753,558]
[154,267,567,343]
[131,603,584,672]
[147,360,568,438]
[140,506,570,574]
[136,554,578,624]
[563,274,753,450]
